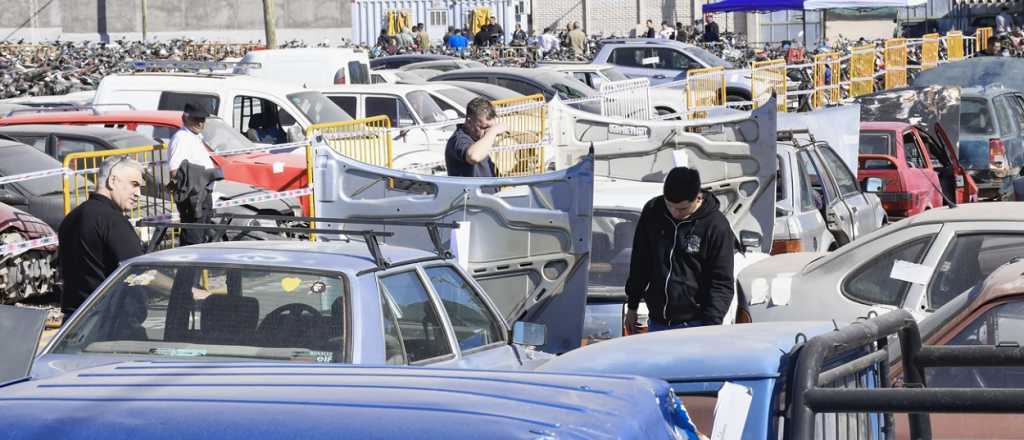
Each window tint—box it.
[843,236,933,306]
[994,96,1015,135]
[327,96,358,118]
[928,234,1024,309]
[795,154,817,212]
[158,92,219,116]
[799,150,836,203]
[371,74,386,84]
[379,271,452,362]
[1003,94,1024,129]
[818,146,860,197]
[495,78,545,97]
[929,301,1024,388]
[381,291,407,365]
[424,266,504,351]
[961,98,994,135]
[572,72,592,88]
[366,96,415,127]
[903,132,927,169]
[609,48,643,67]
[288,91,351,124]
[234,96,288,144]
[775,156,787,205]
[431,95,464,117]
[52,265,347,362]
[0,144,63,196]
[859,132,893,155]
[8,135,47,153]
[916,130,950,169]
[347,61,370,84]
[655,48,702,70]
[55,137,103,161]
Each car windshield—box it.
[407,90,448,124]
[203,117,258,152]
[859,132,894,155]
[437,87,477,108]
[589,210,639,299]
[553,81,594,100]
[684,46,734,69]
[961,98,994,135]
[288,91,352,124]
[600,67,629,82]
[51,264,349,363]
[0,144,63,196]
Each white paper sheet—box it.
[272,161,285,174]
[769,273,794,306]
[672,150,689,168]
[449,221,472,270]
[749,278,769,305]
[711,382,753,440]
[890,260,933,285]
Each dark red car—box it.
[0,202,57,303]
[858,121,977,220]
[0,110,310,212]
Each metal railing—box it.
[598,78,652,120]
[885,38,909,90]
[922,33,940,71]
[812,52,841,109]
[491,94,547,177]
[305,116,393,170]
[751,59,787,112]
[685,66,726,119]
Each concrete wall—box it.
[1,0,351,43]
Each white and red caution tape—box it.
[212,187,313,209]
[0,168,69,185]
[0,235,58,256]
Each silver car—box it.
[738,202,1024,324]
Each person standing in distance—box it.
[169,103,215,178]
[624,167,736,332]
[445,98,506,178]
[58,156,145,316]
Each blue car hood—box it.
[0,361,681,440]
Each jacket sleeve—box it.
[624,204,652,309]
[700,216,735,325]
[108,218,144,264]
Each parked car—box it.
[429,67,602,113]
[0,138,89,229]
[93,70,351,145]
[235,48,371,88]
[397,59,484,72]
[537,62,685,118]
[426,80,525,102]
[0,124,162,162]
[955,86,1024,200]
[2,361,697,440]
[369,54,457,70]
[772,131,886,255]
[0,202,58,303]
[738,202,1024,324]
[592,38,754,102]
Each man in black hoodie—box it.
[624,167,736,332]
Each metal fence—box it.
[685,66,726,120]
[491,94,547,177]
[598,78,652,120]
[884,38,909,90]
[751,59,787,112]
[976,26,993,53]
[812,52,841,110]
[849,45,876,98]
[922,33,940,71]
[305,116,394,171]
[946,31,965,61]
[182,43,262,60]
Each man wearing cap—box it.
[169,103,219,245]
[169,103,215,177]
[623,167,737,332]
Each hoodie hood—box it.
[659,189,721,223]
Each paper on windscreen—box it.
[449,221,472,270]
[749,278,769,305]
[672,150,689,168]
[890,260,933,285]
[711,382,753,440]
[642,56,661,65]
[769,273,794,306]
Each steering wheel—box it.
[257,303,321,347]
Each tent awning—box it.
[703,0,927,13]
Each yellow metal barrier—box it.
[976,27,993,53]
[751,59,787,112]
[812,52,841,109]
[490,94,547,177]
[305,116,393,170]
[685,66,727,119]
[946,31,965,61]
[849,45,876,98]
[921,33,940,71]
[884,38,908,90]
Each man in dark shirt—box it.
[58,156,145,316]
[445,97,506,177]
[702,13,720,43]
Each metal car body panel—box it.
[397,59,485,72]
[313,147,594,353]
[0,203,58,302]
[1,361,688,440]
[236,47,371,88]
[739,203,1024,324]
[369,54,457,70]
[858,122,945,219]
[957,87,1024,199]
[773,142,835,254]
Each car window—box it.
[371,73,386,84]
[600,67,629,82]
[436,87,476,109]
[552,82,592,100]
[818,146,861,197]
[288,91,352,124]
[916,129,950,169]
[682,46,734,69]
[843,235,934,307]
[234,95,288,144]
[928,234,1024,310]
[158,92,220,116]
[590,211,639,298]
[795,153,817,212]
[424,266,504,351]
[655,48,702,71]
[431,95,464,118]
[572,72,591,88]
[609,47,644,67]
[495,78,545,97]
[928,301,1024,388]
[407,91,446,124]
[1003,94,1024,130]
[55,137,103,161]
[0,143,63,196]
[379,270,452,363]
[202,117,256,153]
[993,96,1015,135]
[6,135,47,153]
[799,150,835,205]
[776,155,787,206]
[347,61,370,84]
[961,98,995,135]
[327,96,358,118]
[859,132,893,155]
[366,96,415,127]
[51,265,348,362]
[903,132,927,169]
[380,290,407,365]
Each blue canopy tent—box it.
[703,0,803,13]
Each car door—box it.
[314,148,593,354]
[920,124,975,204]
[789,150,832,252]
[1005,93,1024,168]
[800,147,855,245]
[606,46,653,80]
[996,94,1024,170]
[816,145,876,240]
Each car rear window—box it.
[859,132,893,155]
[0,144,63,196]
[287,91,352,124]
[52,264,349,363]
[961,98,995,135]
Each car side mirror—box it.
[863,177,883,193]
[739,230,762,251]
[0,188,27,206]
[442,109,460,120]
[512,321,546,347]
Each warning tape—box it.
[215,141,308,157]
[212,187,313,209]
[0,168,69,185]
[0,235,58,256]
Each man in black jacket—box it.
[624,167,735,332]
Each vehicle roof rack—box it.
[4,103,136,117]
[138,214,460,271]
[777,128,814,143]
[126,59,262,73]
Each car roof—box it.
[128,240,439,275]
[242,47,366,59]
[0,110,184,126]
[601,38,697,49]
[3,361,671,439]
[860,121,911,131]
[0,124,155,144]
[101,73,307,94]
[435,67,571,83]
[901,202,1024,225]
[538,63,615,72]
[975,259,1024,306]
[960,85,1016,98]
[319,84,433,94]
[539,322,837,380]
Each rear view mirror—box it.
[863,177,883,193]
[512,321,547,347]
[739,230,762,251]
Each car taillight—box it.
[770,239,802,255]
[334,69,347,85]
[990,138,1007,165]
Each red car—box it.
[0,110,310,212]
[858,121,977,220]
[0,202,57,303]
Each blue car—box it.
[957,86,1024,200]
[0,360,700,440]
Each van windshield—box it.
[288,91,352,124]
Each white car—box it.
[537,62,685,118]
[236,48,372,88]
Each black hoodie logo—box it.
[685,234,701,254]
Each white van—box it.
[93,71,351,144]
[236,48,371,88]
